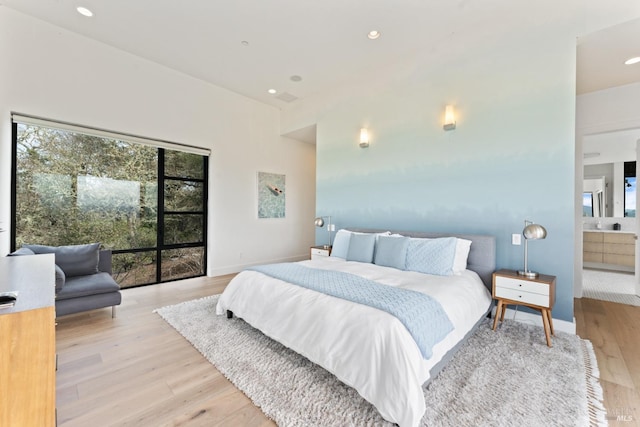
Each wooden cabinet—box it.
[583,231,635,269]
[0,254,56,427]
[583,231,604,263]
[603,232,635,267]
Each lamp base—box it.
[518,270,539,278]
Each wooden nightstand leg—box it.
[546,310,555,336]
[500,304,507,322]
[492,300,503,331]
[541,309,552,347]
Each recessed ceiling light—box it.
[268,89,277,94]
[241,40,249,46]
[624,56,640,65]
[76,6,93,17]
[290,75,302,82]
[367,30,381,40]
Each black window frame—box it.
[11,121,208,288]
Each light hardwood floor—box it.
[575,298,640,426]
[56,276,640,426]
[56,275,274,427]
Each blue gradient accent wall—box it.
[315,41,576,322]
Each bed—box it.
[216,229,496,427]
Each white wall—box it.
[575,82,640,296]
[0,7,316,276]
[577,82,640,133]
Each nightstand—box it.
[310,245,331,260]
[491,269,556,347]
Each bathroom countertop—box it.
[583,229,635,234]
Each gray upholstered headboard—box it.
[347,228,496,290]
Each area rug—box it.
[155,295,606,427]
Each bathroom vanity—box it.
[583,230,636,272]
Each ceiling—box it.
[3,0,639,113]
[577,18,640,166]
[577,18,640,95]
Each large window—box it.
[12,118,208,288]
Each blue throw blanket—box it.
[247,263,453,359]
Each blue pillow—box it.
[330,230,351,259]
[405,237,457,276]
[374,235,409,270]
[346,233,376,263]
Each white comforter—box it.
[216,257,492,427]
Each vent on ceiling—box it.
[276,92,298,103]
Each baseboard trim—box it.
[493,306,576,335]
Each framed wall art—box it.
[257,171,285,218]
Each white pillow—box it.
[375,231,393,239]
[453,238,472,275]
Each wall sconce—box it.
[443,105,456,131]
[359,128,370,148]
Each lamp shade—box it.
[523,223,547,240]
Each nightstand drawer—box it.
[310,246,331,260]
[494,276,549,296]
[311,248,329,257]
[494,287,550,307]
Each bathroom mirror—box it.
[583,128,640,218]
